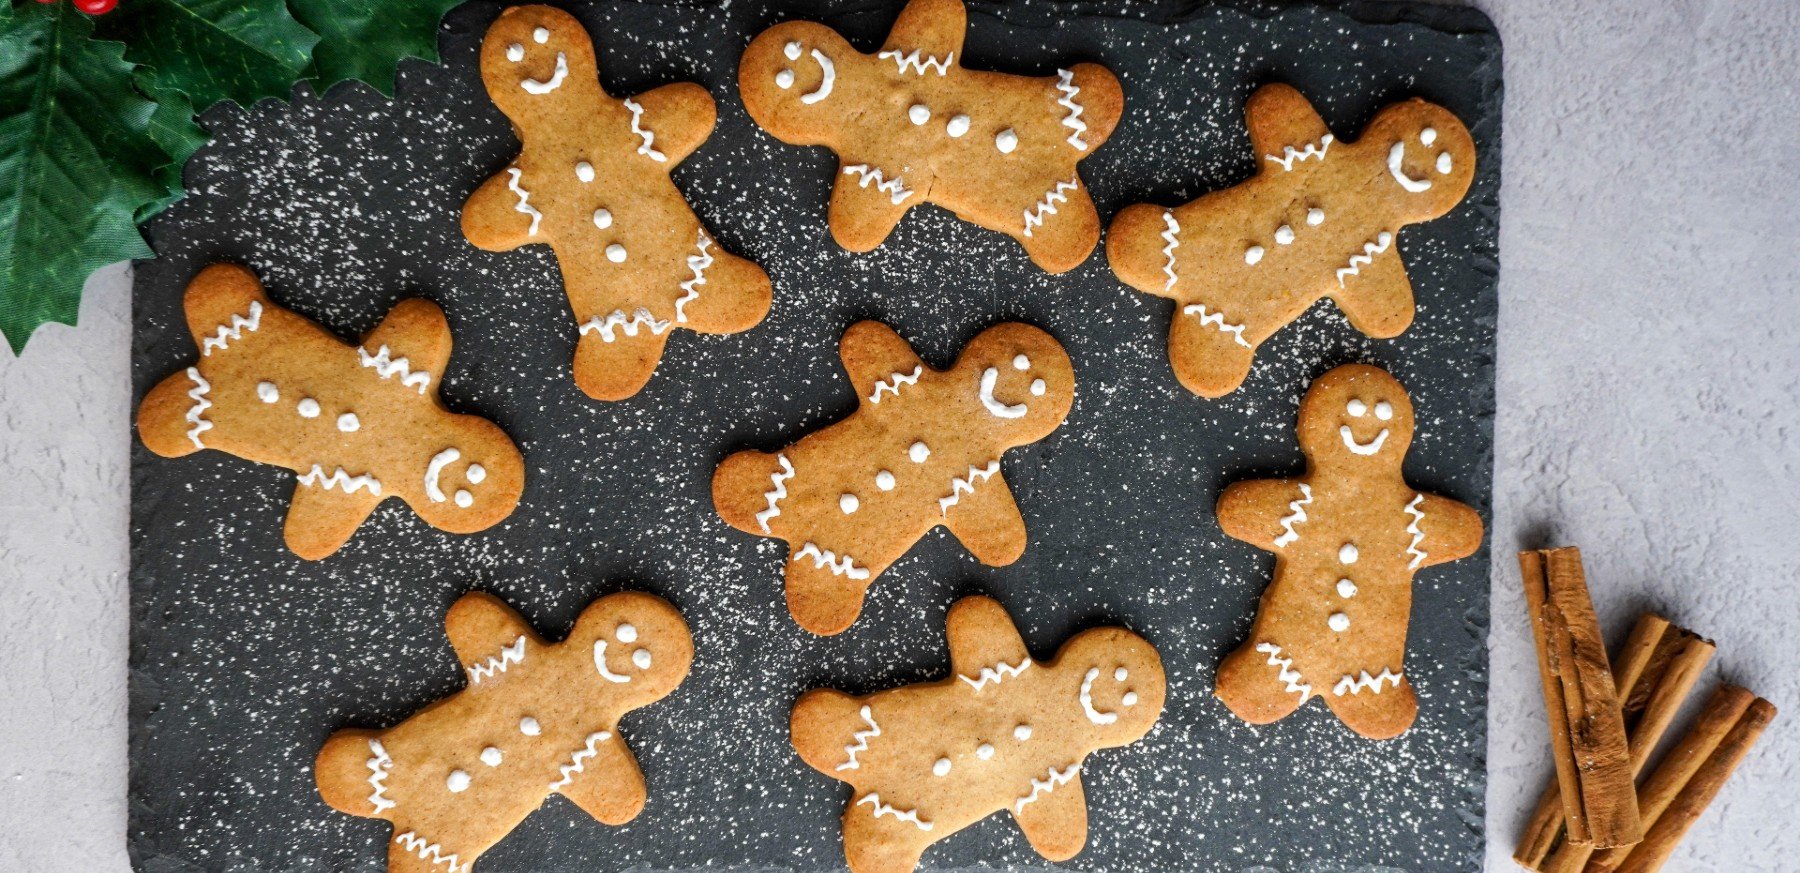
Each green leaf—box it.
[289,0,462,97]
[0,2,168,353]
[96,0,319,112]
[134,68,208,222]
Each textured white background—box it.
[2,1,1797,870]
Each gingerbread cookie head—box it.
[1053,627,1166,748]
[1295,363,1417,468]
[1357,98,1476,222]
[479,6,601,120]
[564,590,695,708]
[738,20,857,142]
[951,322,1076,445]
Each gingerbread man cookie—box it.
[712,321,1073,635]
[792,595,1164,873]
[317,591,693,873]
[136,263,525,560]
[1213,364,1483,739]
[1107,84,1476,397]
[462,5,772,401]
[738,0,1123,273]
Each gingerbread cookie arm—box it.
[1010,769,1089,861]
[626,81,717,166]
[359,299,453,389]
[442,592,538,677]
[314,727,391,819]
[461,170,539,253]
[670,242,773,336]
[790,686,868,777]
[1243,83,1333,168]
[839,321,927,409]
[1216,478,1308,550]
[940,472,1029,567]
[555,738,648,825]
[1409,492,1484,568]
[944,595,1031,680]
[1327,241,1415,339]
[841,805,931,873]
[828,161,917,252]
[1166,309,1260,399]
[284,484,384,561]
[880,0,967,59]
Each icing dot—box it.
[1307,208,1325,226]
[532,27,549,43]
[875,471,896,491]
[1274,224,1295,245]
[1244,245,1265,265]
[632,649,652,669]
[1329,612,1351,632]
[606,243,628,263]
[1337,578,1358,598]
[575,162,594,182]
[1339,543,1360,564]
[454,490,473,508]
[976,743,995,760]
[519,717,541,736]
[784,41,802,60]
[907,104,930,125]
[256,381,279,403]
[1030,379,1046,396]
[1377,231,1394,247]
[1114,667,1128,681]
[995,128,1018,154]
[297,398,320,418]
[1375,400,1394,420]
[1123,691,1139,706]
[839,493,860,514]
[592,208,613,230]
[1437,152,1454,174]
[1347,399,1367,417]
[1012,354,1030,370]
[481,747,503,767]
[466,464,487,484]
[908,442,930,463]
[617,623,638,643]
[1013,725,1032,741]
[933,757,951,777]
[946,114,970,137]
[775,69,795,89]
[337,413,359,433]
[1420,127,1438,146]
[446,770,470,792]
[505,43,524,63]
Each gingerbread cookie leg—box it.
[572,326,673,401]
[785,552,876,636]
[1320,669,1419,740]
[1015,170,1104,276]
[1167,306,1260,399]
[1214,637,1312,725]
[841,803,932,873]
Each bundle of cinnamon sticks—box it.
[1514,547,1777,873]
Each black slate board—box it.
[129,1,1502,870]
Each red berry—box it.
[76,0,118,13]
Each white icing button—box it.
[506,43,525,63]
[1030,379,1046,396]
[1012,354,1030,370]
[606,243,627,263]
[446,770,470,792]
[1437,152,1454,174]
[1420,127,1437,146]
[775,69,795,89]
[1339,543,1360,564]
[1337,578,1358,598]
[466,464,487,484]
[875,471,896,491]
[1275,224,1295,245]
[1244,245,1265,265]
[481,746,503,767]
[784,41,802,60]
[1375,400,1394,420]
[297,398,320,418]
[946,114,970,137]
[454,490,474,508]
[337,413,360,433]
[532,27,549,44]
[909,441,930,463]
[907,104,930,125]
[575,161,594,182]
[1122,691,1139,706]
[1329,612,1351,632]
[839,493,860,514]
[632,649,652,669]
[592,208,613,230]
[933,757,951,777]
[256,381,279,403]
[1307,208,1325,226]
[1013,725,1032,741]
[976,743,995,760]
[1347,399,1367,417]
[1114,667,1128,681]
[519,716,541,736]
[995,128,1018,154]
[616,623,638,643]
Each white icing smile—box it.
[521,52,568,95]
[794,46,834,104]
[978,367,1028,419]
[1339,425,1389,455]
[1388,130,1452,193]
[593,640,631,683]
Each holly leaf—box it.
[0,2,168,353]
[134,69,209,222]
[289,0,463,97]
[96,0,319,112]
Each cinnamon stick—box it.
[1517,548,1643,850]
[1513,613,1714,871]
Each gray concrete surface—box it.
[2,1,1796,869]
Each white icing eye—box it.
[1437,152,1453,174]
[1122,691,1139,706]
[1339,543,1359,564]
[1114,667,1128,681]
[1307,208,1325,226]
[1030,379,1046,396]
[775,69,794,89]
[784,41,802,60]
[1374,400,1394,420]
[875,471,895,491]
[506,43,525,63]
[454,490,473,508]
[575,161,594,182]
[481,746,503,767]
[1328,612,1351,632]
[1275,224,1295,245]
[909,441,930,463]
[1244,245,1265,265]
[946,114,970,137]
[839,493,860,514]
[1420,127,1437,146]
[1012,354,1030,370]
[256,381,279,403]
[1013,724,1032,741]
[907,104,930,125]
[605,244,627,263]
[592,208,613,229]
[532,27,549,44]
[446,770,470,792]
[933,757,951,776]
[616,623,638,643]
[1337,578,1357,598]
[1347,399,1367,417]
[995,128,1018,154]
[519,716,541,736]
[632,649,652,669]
[466,464,487,484]
[337,413,360,433]
[976,743,995,760]
[297,398,320,418]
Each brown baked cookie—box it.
[316,591,693,873]
[738,0,1122,273]
[792,595,1164,873]
[712,321,1073,635]
[1213,364,1483,739]
[463,5,772,401]
[1107,83,1476,397]
[136,263,524,561]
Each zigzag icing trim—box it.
[835,705,881,771]
[1336,232,1394,286]
[1265,134,1333,171]
[1273,483,1313,547]
[365,739,395,814]
[548,730,612,790]
[358,345,432,394]
[794,542,871,580]
[183,367,213,449]
[622,97,668,162]
[755,453,795,533]
[675,230,713,323]
[937,460,1000,514]
[1022,177,1079,238]
[466,635,526,684]
[843,164,913,205]
[868,365,922,404]
[1053,69,1089,150]
[394,831,464,872]
[857,793,933,831]
[1404,493,1428,569]
[578,308,671,342]
[1014,763,1080,813]
[959,657,1032,692]
[298,465,382,496]
[878,48,952,76]
[1255,642,1312,700]
[1159,211,1180,291]
[200,301,262,356]
[1334,667,1403,696]
[1181,303,1253,348]
[505,167,542,237]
